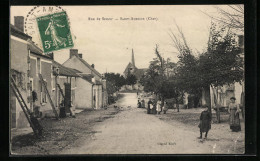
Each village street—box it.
[61,93,244,154]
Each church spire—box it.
[131,48,135,68]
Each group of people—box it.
[137,99,145,108]
[198,97,242,139]
[139,98,168,115]
[136,93,242,139]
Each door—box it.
[93,89,96,108]
[64,83,71,113]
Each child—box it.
[198,107,211,139]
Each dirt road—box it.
[62,93,243,154]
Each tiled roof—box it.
[134,68,148,80]
[77,57,102,78]
[123,62,147,80]
[69,68,82,73]
[10,24,31,40]
[123,62,135,74]
[53,61,79,77]
[78,73,94,84]
[27,39,44,55]
[78,73,103,85]
[11,24,48,58]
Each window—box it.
[51,77,55,90]
[29,78,33,91]
[37,58,41,75]
[11,70,26,90]
[40,80,47,104]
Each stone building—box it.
[10,16,55,128]
[63,49,108,109]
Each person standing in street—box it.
[141,99,145,108]
[147,98,153,114]
[137,99,141,108]
[156,99,162,114]
[163,101,168,114]
[198,107,211,139]
[228,97,241,132]
[152,99,157,114]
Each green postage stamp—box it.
[36,11,74,53]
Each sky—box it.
[10,5,242,74]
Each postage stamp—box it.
[36,11,74,53]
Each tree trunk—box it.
[212,85,221,123]
[216,89,221,123]
[194,96,200,108]
[175,98,179,112]
[161,96,165,112]
[204,86,211,115]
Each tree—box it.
[198,23,244,123]
[125,72,137,89]
[106,81,117,95]
[161,79,183,112]
[140,57,164,95]
[140,45,183,110]
[140,45,166,95]
[203,5,244,31]
[104,72,126,94]
[169,22,243,121]
[169,23,203,108]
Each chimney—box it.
[78,53,82,58]
[91,64,95,68]
[70,49,78,58]
[14,16,24,32]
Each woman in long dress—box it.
[147,98,152,114]
[228,97,241,132]
[152,99,157,114]
[137,99,141,108]
[156,99,162,114]
[45,16,67,49]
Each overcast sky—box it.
[10,5,241,74]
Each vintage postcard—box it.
[10,5,246,155]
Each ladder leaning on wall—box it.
[57,83,65,99]
[38,74,59,120]
[10,77,43,137]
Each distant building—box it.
[63,49,108,109]
[122,49,147,90]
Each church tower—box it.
[131,48,135,68]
